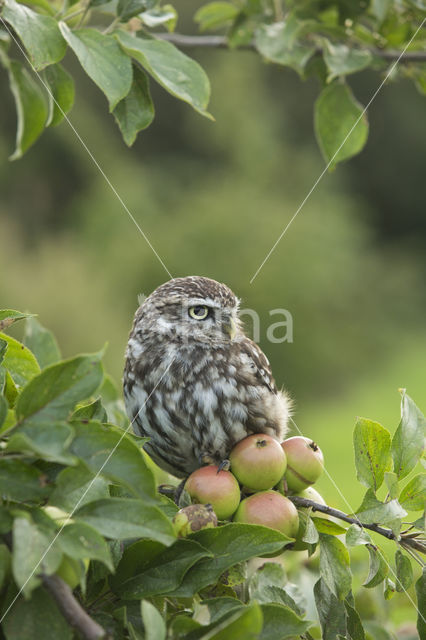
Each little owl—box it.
[123,276,290,478]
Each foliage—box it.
[0,0,425,164]
[0,310,425,638]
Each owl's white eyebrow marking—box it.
[186,297,221,308]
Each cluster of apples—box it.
[173,433,324,539]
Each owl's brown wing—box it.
[233,336,278,394]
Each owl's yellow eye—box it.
[189,305,209,320]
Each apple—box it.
[299,486,326,506]
[233,490,299,538]
[185,465,240,520]
[173,504,218,537]
[229,434,287,491]
[281,436,324,493]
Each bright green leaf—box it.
[363,544,388,588]
[41,63,75,128]
[2,0,66,70]
[116,30,212,118]
[2,586,73,640]
[59,23,132,111]
[72,398,107,422]
[70,420,156,501]
[204,602,263,640]
[255,19,315,75]
[353,417,392,492]
[415,569,426,639]
[356,489,407,535]
[0,332,40,387]
[23,317,61,369]
[75,497,175,545]
[395,549,413,592]
[0,310,33,331]
[0,459,50,502]
[260,603,311,639]
[399,473,426,511]
[392,390,425,480]
[314,81,368,168]
[113,65,154,146]
[16,353,103,425]
[0,395,8,430]
[384,471,399,500]
[319,533,352,600]
[12,516,62,597]
[312,517,347,535]
[194,2,239,32]
[0,544,11,591]
[169,523,292,598]
[141,600,166,640]
[57,522,113,570]
[323,40,372,81]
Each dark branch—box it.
[42,574,108,640]
[288,496,426,556]
[156,33,426,63]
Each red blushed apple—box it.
[233,490,299,538]
[185,466,240,520]
[281,436,324,493]
[229,434,287,491]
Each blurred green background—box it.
[0,3,425,631]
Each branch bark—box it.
[41,574,109,640]
[288,496,426,556]
[156,33,426,63]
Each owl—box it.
[123,276,291,478]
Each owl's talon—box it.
[217,459,231,473]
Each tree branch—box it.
[288,496,426,556]
[41,574,109,640]
[156,33,426,63]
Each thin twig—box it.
[155,32,426,63]
[41,574,109,640]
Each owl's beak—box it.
[223,317,237,340]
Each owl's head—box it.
[136,276,241,344]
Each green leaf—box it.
[7,58,48,160]
[344,599,366,640]
[415,569,426,640]
[384,471,399,500]
[353,418,392,492]
[59,23,132,111]
[12,516,62,596]
[323,41,372,81]
[399,473,426,511]
[248,563,304,616]
[0,332,40,387]
[7,421,76,465]
[113,65,154,146]
[117,0,155,21]
[0,395,8,430]
[169,523,292,598]
[345,523,372,547]
[363,544,388,588]
[314,81,368,168]
[141,600,166,640]
[49,463,110,511]
[116,31,212,118]
[140,6,177,32]
[111,538,212,598]
[356,489,406,535]
[319,533,352,600]
[2,0,66,70]
[0,543,11,591]
[395,550,413,592]
[75,497,175,545]
[383,577,396,600]
[314,578,347,640]
[260,603,311,640]
[312,517,347,535]
[70,420,156,501]
[41,63,75,128]
[194,2,239,32]
[16,353,103,425]
[57,522,113,571]
[392,390,425,480]
[2,586,73,640]
[0,459,50,502]
[23,317,61,369]
[204,598,245,625]
[0,310,33,331]
[3,370,19,407]
[204,603,263,640]
[255,18,315,75]
[72,398,107,422]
